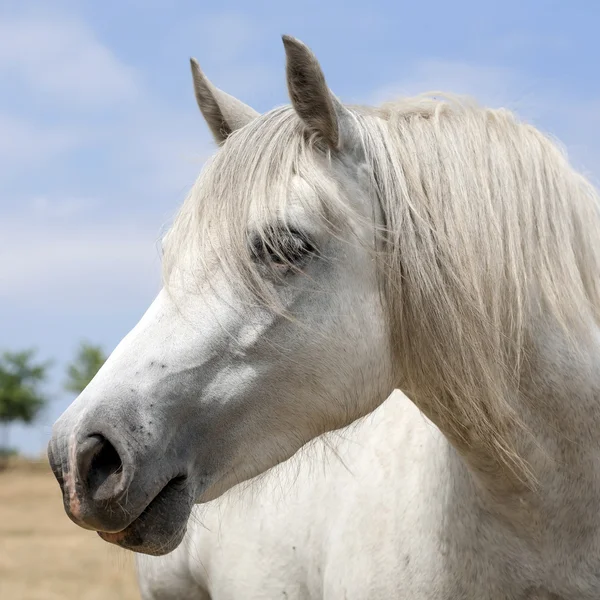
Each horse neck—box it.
[520,318,600,479]
[521,315,600,446]
[457,317,600,534]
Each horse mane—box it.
[163,94,600,484]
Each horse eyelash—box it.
[249,228,318,268]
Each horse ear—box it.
[190,58,260,145]
[282,35,355,151]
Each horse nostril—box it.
[76,434,125,501]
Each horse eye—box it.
[251,229,316,271]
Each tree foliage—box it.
[0,350,50,449]
[65,342,106,395]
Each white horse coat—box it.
[137,393,456,599]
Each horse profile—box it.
[49,36,600,599]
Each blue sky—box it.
[2,0,599,455]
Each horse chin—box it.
[98,476,194,556]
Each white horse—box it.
[48,35,600,599]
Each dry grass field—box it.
[0,458,140,600]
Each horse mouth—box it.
[97,475,193,556]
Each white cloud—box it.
[0,9,225,192]
[0,215,162,310]
[29,195,96,219]
[0,16,138,108]
[0,14,140,178]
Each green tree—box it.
[65,342,106,395]
[0,350,50,451]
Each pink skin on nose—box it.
[65,431,83,521]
